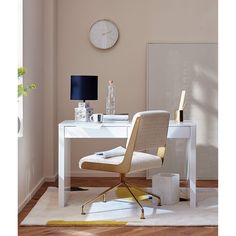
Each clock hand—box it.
[102,30,112,36]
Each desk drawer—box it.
[65,126,128,138]
[167,126,191,139]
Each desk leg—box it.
[187,125,197,208]
[59,126,71,207]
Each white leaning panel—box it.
[147,43,218,179]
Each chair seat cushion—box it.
[79,151,162,173]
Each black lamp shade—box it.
[70,75,98,101]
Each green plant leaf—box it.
[18,67,26,78]
[17,67,37,97]
[18,84,26,97]
[28,83,37,90]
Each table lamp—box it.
[70,75,98,121]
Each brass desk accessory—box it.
[175,90,186,122]
[175,109,183,122]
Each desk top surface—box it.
[59,120,196,127]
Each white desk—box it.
[58,120,196,208]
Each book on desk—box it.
[103,114,129,122]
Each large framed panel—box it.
[147,43,218,179]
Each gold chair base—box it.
[80,175,161,219]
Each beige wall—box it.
[43,0,57,179]
[56,0,217,176]
[18,0,58,210]
[18,0,44,209]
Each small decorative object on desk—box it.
[103,114,129,122]
[175,109,183,123]
[74,106,93,121]
[90,113,103,123]
[175,90,186,122]
[106,80,116,115]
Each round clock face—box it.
[89,19,119,49]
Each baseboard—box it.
[146,170,218,180]
[44,172,58,182]
[18,173,58,213]
[195,176,218,180]
[18,177,45,213]
[71,170,145,177]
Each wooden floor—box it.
[18,178,218,236]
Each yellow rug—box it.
[21,187,218,226]
[47,220,127,226]
[115,186,151,201]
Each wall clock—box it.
[89,19,119,49]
